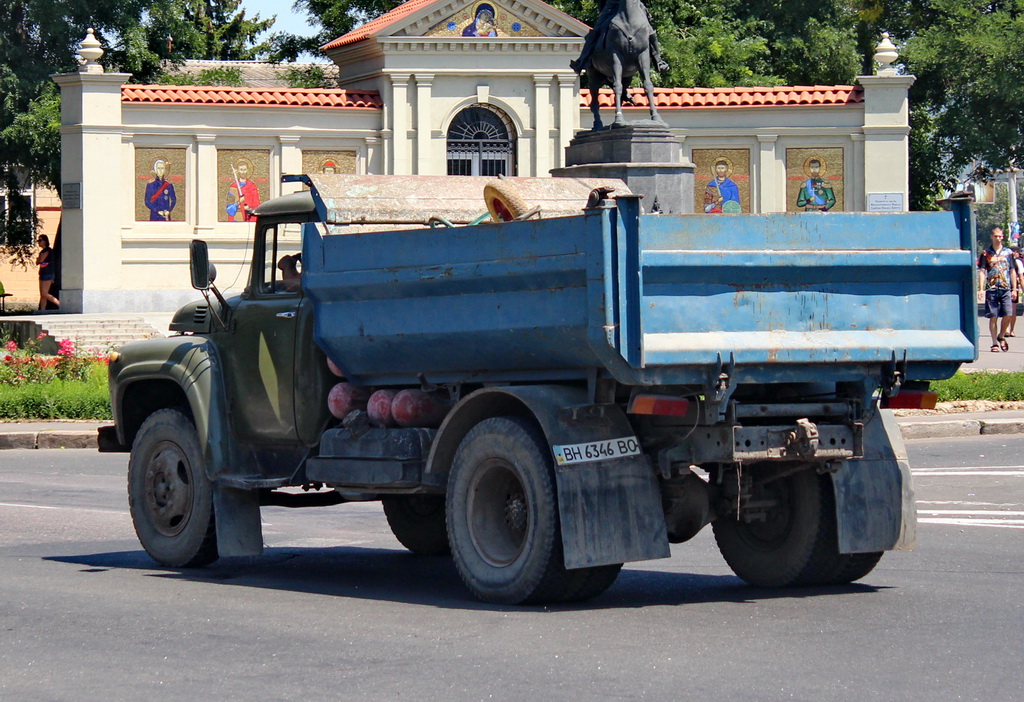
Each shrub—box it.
[0,334,111,418]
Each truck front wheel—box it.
[446,416,578,604]
[128,409,218,568]
[712,468,879,587]
[382,495,450,555]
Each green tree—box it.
[733,0,861,84]
[0,0,276,248]
[902,0,1024,204]
[114,0,276,83]
[0,0,149,247]
[274,0,399,60]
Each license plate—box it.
[552,436,642,466]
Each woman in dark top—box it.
[36,234,59,310]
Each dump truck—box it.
[101,174,978,604]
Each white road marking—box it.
[917,517,1024,529]
[0,502,121,515]
[918,501,1017,506]
[912,470,1024,477]
[914,464,1024,470]
[917,509,1024,516]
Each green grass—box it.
[0,364,111,420]
[930,371,1024,402]
[0,366,1018,420]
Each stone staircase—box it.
[0,314,167,355]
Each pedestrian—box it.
[978,227,1016,351]
[36,234,59,311]
[1008,248,1024,337]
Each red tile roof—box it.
[120,83,860,112]
[585,85,864,109]
[322,0,438,50]
[121,85,383,109]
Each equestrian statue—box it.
[570,0,668,130]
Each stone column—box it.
[555,75,577,170]
[533,74,553,176]
[757,134,779,213]
[364,136,381,175]
[194,134,218,237]
[858,33,915,211]
[415,74,434,175]
[51,30,131,313]
[279,135,302,194]
[849,133,866,211]
[389,74,412,175]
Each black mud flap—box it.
[555,453,671,569]
[214,485,264,558]
[97,425,129,453]
[832,409,916,553]
[494,385,670,569]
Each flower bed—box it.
[0,334,111,419]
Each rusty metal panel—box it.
[306,174,629,224]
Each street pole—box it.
[1009,169,1020,244]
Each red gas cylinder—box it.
[327,382,370,420]
[391,389,452,428]
[326,356,345,378]
[367,389,398,427]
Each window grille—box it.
[446,105,516,176]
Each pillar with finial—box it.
[78,28,105,73]
[873,32,900,76]
[857,32,915,212]
[52,29,132,312]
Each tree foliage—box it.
[902,0,1024,197]
[0,0,149,245]
[274,0,400,59]
[0,0,276,246]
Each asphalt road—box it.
[1,438,1021,701]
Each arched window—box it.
[446,104,516,176]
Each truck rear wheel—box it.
[128,409,218,568]
[826,551,884,585]
[446,416,577,604]
[712,468,845,587]
[562,563,623,602]
[381,495,450,555]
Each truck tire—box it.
[712,468,844,587]
[826,551,884,585]
[381,495,450,555]
[562,563,623,603]
[128,409,218,568]
[446,416,576,604]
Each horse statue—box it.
[570,0,668,130]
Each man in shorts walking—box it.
[978,226,1018,351]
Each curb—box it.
[2,421,1024,449]
[898,418,1024,441]
[0,431,97,450]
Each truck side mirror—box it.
[190,239,215,290]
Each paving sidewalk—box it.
[3,412,1024,450]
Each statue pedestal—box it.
[551,124,694,214]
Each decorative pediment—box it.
[391,0,587,41]
[422,2,544,38]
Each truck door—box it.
[224,221,304,444]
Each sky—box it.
[240,0,321,39]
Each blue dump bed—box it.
[302,196,977,388]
